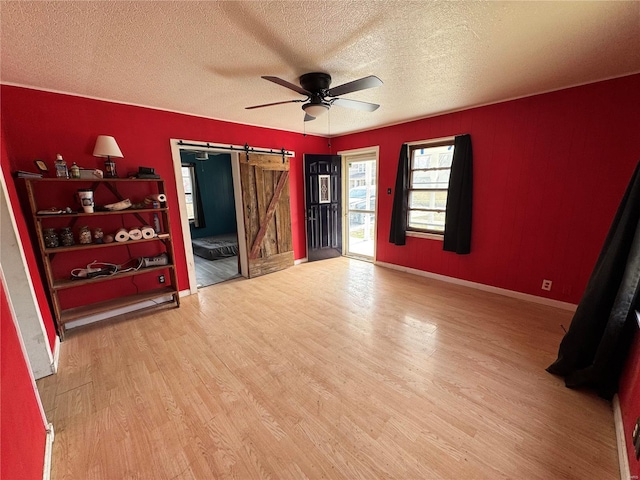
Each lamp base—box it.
[104,158,118,178]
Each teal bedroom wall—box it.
[180,151,237,239]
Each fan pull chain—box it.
[327,109,332,152]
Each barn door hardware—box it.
[177,140,294,159]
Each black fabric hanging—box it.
[443,134,473,254]
[389,144,409,245]
[191,164,206,229]
[547,161,640,399]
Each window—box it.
[181,164,202,226]
[407,141,454,234]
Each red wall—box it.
[0,269,47,480]
[1,124,57,349]
[332,74,640,304]
[620,328,640,477]
[2,73,640,477]
[1,85,328,299]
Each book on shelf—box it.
[16,170,43,178]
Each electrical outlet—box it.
[158,274,165,284]
[541,279,552,291]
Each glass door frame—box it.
[339,146,379,262]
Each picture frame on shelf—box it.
[34,159,49,176]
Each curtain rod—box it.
[177,140,294,161]
[405,135,458,146]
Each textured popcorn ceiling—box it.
[1,1,639,136]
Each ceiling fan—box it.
[246,72,383,121]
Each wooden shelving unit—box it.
[24,177,180,338]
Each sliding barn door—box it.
[240,154,294,278]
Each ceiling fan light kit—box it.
[246,72,382,122]
[302,102,330,118]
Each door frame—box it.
[338,146,380,262]
[171,139,296,293]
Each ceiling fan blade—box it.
[332,97,380,112]
[304,113,316,122]
[245,99,304,110]
[326,75,383,97]
[262,76,310,96]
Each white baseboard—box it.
[179,288,191,297]
[294,257,308,265]
[65,292,183,330]
[614,395,632,480]
[375,261,577,311]
[42,423,54,480]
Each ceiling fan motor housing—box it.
[299,72,332,93]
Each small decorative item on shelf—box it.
[77,189,94,213]
[153,213,161,233]
[70,162,80,179]
[103,198,131,211]
[54,154,68,178]
[78,225,92,244]
[34,159,49,176]
[60,227,74,247]
[103,234,114,244]
[93,227,104,244]
[43,228,59,248]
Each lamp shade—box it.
[93,135,123,158]
[302,103,329,118]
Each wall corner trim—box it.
[375,261,578,311]
[51,336,60,373]
[614,394,632,480]
[42,423,55,480]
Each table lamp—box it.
[93,135,123,178]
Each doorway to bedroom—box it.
[180,151,241,288]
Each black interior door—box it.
[305,154,342,262]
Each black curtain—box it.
[547,161,640,399]
[389,144,409,245]
[443,134,473,254]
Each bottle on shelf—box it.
[70,162,80,179]
[55,154,68,178]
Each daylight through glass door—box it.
[346,159,376,259]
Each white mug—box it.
[77,189,94,213]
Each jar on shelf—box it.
[78,225,92,244]
[70,162,80,179]
[60,227,74,247]
[93,227,104,244]
[43,228,59,248]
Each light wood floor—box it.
[37,258,619,479]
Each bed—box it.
[191,233,239,260]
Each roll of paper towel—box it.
[115,228,130,242]
[128,228,143,241]
[146,193,167,203]
[141,225,155,239]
